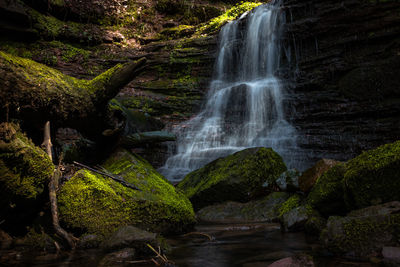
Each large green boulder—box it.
[177,147,287,210]
[0,122,54,230]
[307,163,347,216]
[344,140,400,209]
[58,149,195,237]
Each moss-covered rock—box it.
[277,194,302,219]
[321,201,400,258]
[298,159,340,193]
[278,198,324,233]
[58,149,195,238]
[177,147,287,210]
[307,163,347,216]
[0,122,54,230]
[343,141,400,209]
[196,192,291,223]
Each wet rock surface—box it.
[283,0,400,166]
[197,192,291,223]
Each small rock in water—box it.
[0,229,13,249]
[382,247,400,260]
[98,248,136,267]
[268,254,315,267]
[101,225,159,255]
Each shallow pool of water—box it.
[0,223,377,267]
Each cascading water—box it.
[160,1,300,180]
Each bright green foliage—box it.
[197,2,262,34]
[177,147,286,210]
[307,163,347,216]
[344,141,400,209]
[58,150,195,237]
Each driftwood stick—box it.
[41,121,53,161]
[73,161,140,191]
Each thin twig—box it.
[73,161,140,191]
[183,232,214,241]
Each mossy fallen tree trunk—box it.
[0,51,146,133]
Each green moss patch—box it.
[58,149,195,238]
[196,2,262,35]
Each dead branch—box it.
[43,122,77,249]
[73,161,140,191]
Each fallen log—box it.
[0,51,146,132]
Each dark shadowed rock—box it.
[197,192,291,223]
[321,201,400,258]
[101,225,158,254]
[0,229,12,250]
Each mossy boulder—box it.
[343,141,400,209]
[177,147,287,210]
[58,149,195,238]
[298,159,340,193]
[0,122,54,231]
[321,201,400,258]
[307,163,347,216]
[196,192,291,223]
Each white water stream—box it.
[160,1,299,180]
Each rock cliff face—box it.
[134,0,400,168]
[283,0,400,165]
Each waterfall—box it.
[160,1,300,180]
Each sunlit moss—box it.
[196,2,262,35]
